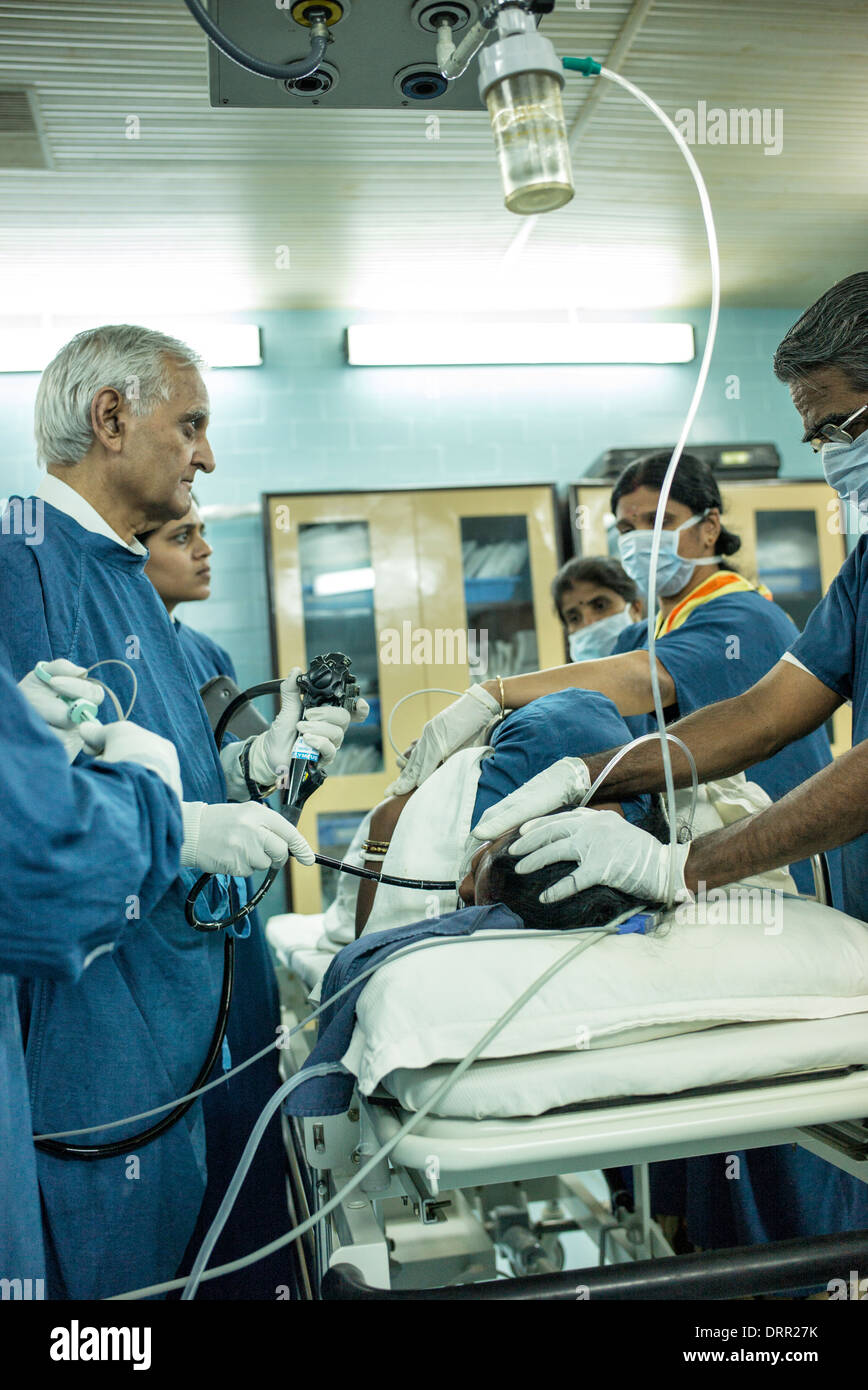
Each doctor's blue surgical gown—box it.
[0,501,244,1299]
[788,535,868,922]
[0,662,182,1289]
[170,619,293,1300]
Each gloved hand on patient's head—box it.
[471,755,592,843]
[510,805,690,910]
[461,800,680,928]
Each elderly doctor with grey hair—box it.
[0,323,364,1300]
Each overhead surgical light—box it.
[475,4,574,215]
[0,321,262,373]
[346,321,695,366]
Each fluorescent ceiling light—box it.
[346,322,694,366]
[0,321,262,373]
[313,567,376,597]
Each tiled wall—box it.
[0,306,821,697]
[0,305,822,919]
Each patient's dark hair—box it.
[486,800,670,930]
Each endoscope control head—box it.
[295,651,361,713]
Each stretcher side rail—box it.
[357,1067,868,1191]
[322,1227,868,1300]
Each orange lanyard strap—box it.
[655,571,772,638]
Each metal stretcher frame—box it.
[286,1062,868,1299]
[358,1067,868,1189]
[324,1228,868,1300]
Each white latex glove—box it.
[395,738,418,771]
[221,667,371,796]
[471,756,592,843]
[509,808,691,906]
[18,659,106,762]
[385,685,502,796]
[80,721,183,803]
[180,801,315,876]
[296,700,370,765]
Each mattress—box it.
[380,1013,868,1119]
[343,896,868,1098]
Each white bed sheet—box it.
[380,1013,868,1119]
[343,896,868,1097]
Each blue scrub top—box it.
[473,688,651,829]
[788,535,868,921]
[0,501,233,1299]
[173,619,235,691]
[613,585,837,895]
[0,662,182,1289]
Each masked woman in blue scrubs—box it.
[551,556,642,664]
[141,498,304,1299]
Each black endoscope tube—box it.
[313,853,457,893]
[185,682,285,932]
[185,678,459,931]
[39,686,292,1155]
[35,935,235,1160]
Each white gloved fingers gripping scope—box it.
[185,653,458,934]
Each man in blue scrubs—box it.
[0,324,351,1298]
[1,659,183,1293]
[477,272,868,923]
[473,271,868,1251]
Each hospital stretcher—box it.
[273,968,868,1300]
[267,850,868,1301]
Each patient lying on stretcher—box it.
[355,687,790,937]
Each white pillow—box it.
[341,892,868,1097]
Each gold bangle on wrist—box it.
[496,674,506,719]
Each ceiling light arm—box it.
[183,0,329,82]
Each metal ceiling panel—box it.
[0,0,865,315]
